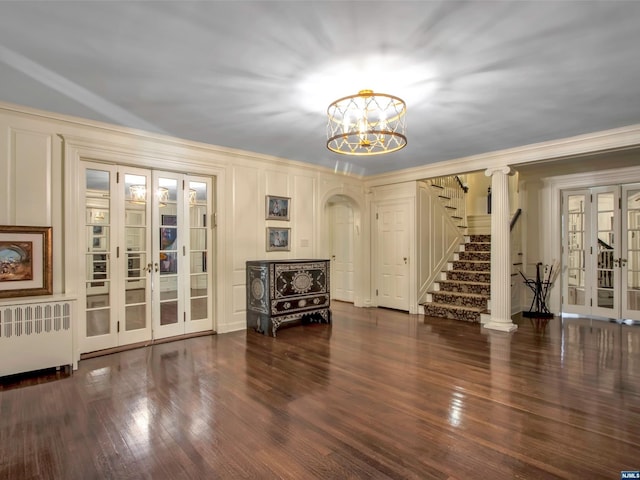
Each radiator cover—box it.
[0,298,75,377]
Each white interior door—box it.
[563,190,590,316]
[329,201,354,302]
[82,164,117,352]
[622,183,640,321]
[562,185,640,321]
[591,187,620,318]
[186,177,214,333]
[81,164,213,353]
[120,169,153,345]
[152,172,184,339]
[82,163,152,353]
[376,200,410,311]
[152,172,213,339]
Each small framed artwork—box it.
[266,227,290,252]
[161,214,177,226]
[265,195,290,221]
[0,225,53,298]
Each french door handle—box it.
[154,262,159,272]
[146,262,153,273]
[621,258,628,267]
[613,258,620,268]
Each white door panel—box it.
[622,184,640,321]
[591,187,619,318]
[329,202,354,302]
[377,201,410,311]
[81,163,213,353]
[81,163,152,353]
[563,184,639,322]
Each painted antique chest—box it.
[246,259,331,336]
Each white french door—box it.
[152,171,213,339]
[81,163,213,353]
[562,184,640,321]
[82,163,153,352]
[622,183,640,320]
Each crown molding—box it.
[364,123,640,188]
[0,100,348,179]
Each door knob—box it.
[404,257,408,264]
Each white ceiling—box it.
[1,1,640,176]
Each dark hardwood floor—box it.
[1,301,639,479]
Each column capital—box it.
[485,166,511,177]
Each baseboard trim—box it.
[80,330,216,360]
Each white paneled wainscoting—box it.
[0,296,76,377]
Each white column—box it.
[484,166,517,332]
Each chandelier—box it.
[188,188,197,206]
[130,185,197,207]
[326,89,407,155]
[129,185,169,207]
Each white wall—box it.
[0,102,364,340]
[4,100,640,347]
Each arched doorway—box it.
[322,191,365,306]
[327,196,355,302]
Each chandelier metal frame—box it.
[326,89,407,156]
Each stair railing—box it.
[510,208,522,231]
[510,208,524,306]
[428,174,468,231]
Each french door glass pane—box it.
[567,194,586,306]
[125,304,146,331]
[627,189,640,310]
[85,168,111,337]
[161,301,178,325]
[191,298,207,320]
[86,308,110,336]
[596,193,614,309]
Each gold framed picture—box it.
[0,225,53,298]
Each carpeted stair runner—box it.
[423,234,490,323]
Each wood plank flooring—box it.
[1,301,639,479]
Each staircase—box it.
[422,234,491,323]
[428,176,468,231]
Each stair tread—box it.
[453,259,490,263]
[430,291,489,299]
[423,302,484,313]
[447,269,491,274]
[438,279,490,286]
